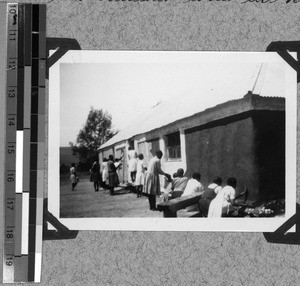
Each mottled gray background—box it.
[2,0,300,285]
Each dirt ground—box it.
[60,174,195,218]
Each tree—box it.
[69,107,117,163]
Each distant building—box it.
[98,91,285,202]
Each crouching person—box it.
[208,177,237,217]
[167,168,188,200]
[182,172,205,211]
[198,176,222,217]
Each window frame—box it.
[164,131,181,161]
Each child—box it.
[70,163,78,191]
[135,153,147,197]
[128,147,138,183]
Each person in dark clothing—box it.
[90,159,101,192]
[198,176,222,217]
[107,155,119,196]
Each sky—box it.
[59,56,285,147]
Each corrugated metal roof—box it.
[99,63,285,150]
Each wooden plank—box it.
[157,194,202,214]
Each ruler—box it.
[2,3,46,283]
[4,3,19,282]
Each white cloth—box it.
[102,162,108,182]
[207,183,222,195]
[70,167,76,183]
[182,179,204,197]
[208,185,236,218]
[128,149,137,160]
[143,156,164,195]
[135,159,146,186]
[114,161,122,181]
[128,150,138,172]
[114,161,122,169]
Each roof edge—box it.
[98,93,285,151]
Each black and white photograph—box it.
[48,51,296,231]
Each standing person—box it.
[143,150,171,211]
[208,177,237,218]
[128,146,138,184]
[135,153,147,198]
[70,163,78,191]
[107,155,119,196]
[198,176,222,217]
[90,159,101,192]
[101,158,108,190]
[114,153,124,184]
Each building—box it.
[98,90,285,202]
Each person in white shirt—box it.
[135,153,147,197]
[166,168,188,200]
[208,177,237,218]
[182,172,205,211]
[198,176,222,217]
[182,172,205,197]
[128,146,138,183]
[70,163,78,191]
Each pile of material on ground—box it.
[229,199,285,217]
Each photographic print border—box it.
[48,50,297,232]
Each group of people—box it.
[161,169,238,217]
[91,154,123,196]
[70,147,239,217]
[135,149,239,217]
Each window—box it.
[147,138,160,157]
[128,140,135,150]
[165,131,181,160]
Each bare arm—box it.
[157,160,165,176]
[229,189,236,205]
[157,160,171,181]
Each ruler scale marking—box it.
[3,3,19,283]
[3,3,45,282]
[14,7,25,277]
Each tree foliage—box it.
[70,107,117,162]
